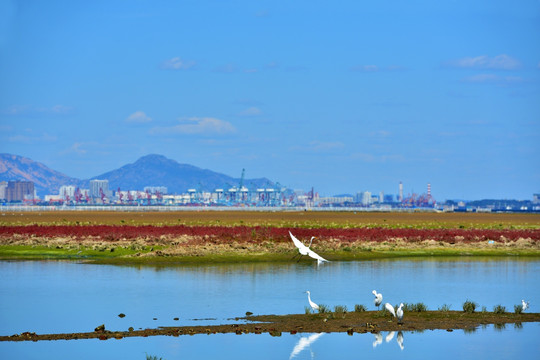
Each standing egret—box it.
[289,232,329,265]
[396,303,404,324]
[522,299,530,312]
[384,303,396,317]
[306,291,319,313]
[372,290,383,309]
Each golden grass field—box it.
[2,210,540,229]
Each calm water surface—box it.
[1,258,539,359]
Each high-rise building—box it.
[6,181,35,202]
[0,181,7,200]
[399,181,403,202]
[59,185,76,199]
[89,180,109,198]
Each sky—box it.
[0,0,539,200]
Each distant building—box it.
[59,185,76,199]
[89,180,109,198]
[533,194,540,205]
[0,181,7,200]
[144,186,168,195]
[6,180,35,202]
[361,191,372,206]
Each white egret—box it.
[372,333,383,348]
[289,231,329,265]
[372,290,383,309]
[396,303,404,324]
[289,333,324,359]
[306,291,319,313]
[384,303,396,318]
[522,299,530,312]
[397,331,404,350]
[385,331,395,342]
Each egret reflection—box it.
[373,331,405,350]
[289,333,324,359]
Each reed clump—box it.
[463,300,477,313]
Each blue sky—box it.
[1,0,539,200]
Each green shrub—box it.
[318,304,330,314]
[305,306,312,314]
[438,304,451,312]
[334,305,348,313]
[462,300,477,313]
[493,305,506,314]
[354,304,367,312]
[514,304,523,314]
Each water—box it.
[1,258,539,359]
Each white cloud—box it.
[8,133,57,144]
[461,74,525,84]
[160,57,195,70]
[66,142,87,155]
[3,104,73,115]
[238,107,262,116]
[447,54,521,70]
[150,117,236,135]
[126,111,152,123]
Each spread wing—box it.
[289,231,306,251]
[307,248,328,263]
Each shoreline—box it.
[2,311,539,342]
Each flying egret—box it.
[289,333,324,359]
[522,299,530,312]
[306,291,319,313]
[397,331,404,350]
[396,303,404,324]
[384,303,396,318]
[372,290,383,309]
[289,231,329,265]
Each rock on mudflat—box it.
[94,324,105,332]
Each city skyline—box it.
[1,1,539,200]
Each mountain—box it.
[0,153,276,196]
[92,154,274,194]
[0,153,83,195]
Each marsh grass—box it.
[463,300,477,313]
[354,304,367,312]
[514,305,523,314]
[493,305,506,314]
[317,304,330,314]
[438,304,451,312]
[333,305,348,318]
[305,306,312,315]
[403,302,428,312]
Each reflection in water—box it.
[372,333,383,348]
[289,333,324,359]
[397,331,404,350]
[373,331,404,350]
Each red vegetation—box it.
[0,225,539,244]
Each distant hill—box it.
[0,153,276,196]
[92,154,274,194]
[0,153,83,195]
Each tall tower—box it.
[427,183,431,197]
[399,181,403,202]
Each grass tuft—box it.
[493,305,506,314]
[514,304,523,314]
[354,304,367,312]
[317,304,330,314]
[438,304,451,312]
[462,300,477,313]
